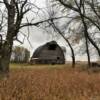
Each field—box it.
[0,64,100,100]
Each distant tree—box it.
[11,46,30,63]
[24,48,30,63]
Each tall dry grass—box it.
[0,65,100,100]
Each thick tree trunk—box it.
[0,40,13,73]
[0,0,16,73]
[0,57,10,73]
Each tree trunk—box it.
[79,13,91,66]
[0,0,16,73]
[85,36,91,67]
[64,38,75,68]
[71,46,75,68]
[61,34,75,68]
[81,22,91,67]
[57,32,76,68]
[52,23,76,68]
[0,40,13,73]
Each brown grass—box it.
[0,64,100,100]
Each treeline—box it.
[11,46,30,63]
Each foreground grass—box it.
[0,64,100,100]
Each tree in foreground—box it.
[0,0,48,73]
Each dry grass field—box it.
[0,63,100,100]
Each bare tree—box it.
[51,20,75,67]
[0,0,53,73]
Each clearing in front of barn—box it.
[0,64,100,100]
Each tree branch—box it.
[20,15,72,28]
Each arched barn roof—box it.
[31,41,65,64]
[33,46,43,58]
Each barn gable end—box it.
[30,41,65,64]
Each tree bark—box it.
[0,38,13,73]
[0,0,15,73]
[85,36,91,67]
[81,20,91,67]
[0,39,13,72]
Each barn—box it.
[30,41,65,64]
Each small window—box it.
[48,44,57,50]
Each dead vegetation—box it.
[0,64,100,100]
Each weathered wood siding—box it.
[30,41,65,64]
